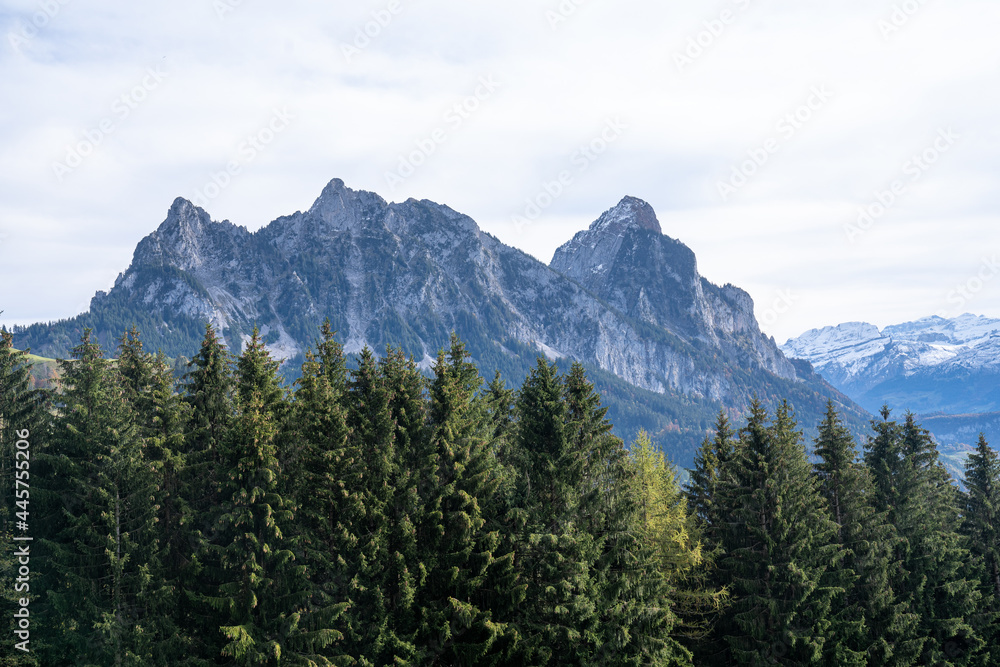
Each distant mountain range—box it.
[782,315,1000,465]
[782,314,1000,415]
[12,179,866,467]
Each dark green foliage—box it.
[711,400,842,665]
[866,408,987,665]
[18,323,1000,666]
[284,320,354,664]
[813,403,919,667]
[0,330,48,665]
[195,328,315,665]
[38,330,166,665]
[960,435,1000,664]
[508,358,599,664]
[415,334,521,664]
[340,346,421,665]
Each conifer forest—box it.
[1,323,998,666]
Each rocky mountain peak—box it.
[307,178,389,232]
[591,196,662,235]
[132,197,247,273]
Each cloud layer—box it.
[1,0,998,343]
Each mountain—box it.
[12,179,866,467]
[782,314,1000,415]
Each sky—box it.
[1,0,998,344]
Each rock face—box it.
[782,314,1000,414]
[16,179,865,465]
[551,196,797,388]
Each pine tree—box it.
[563,363,688,666]
[961,434,1000,665]
[684,412,735,666]
[813,402,919,667]
[116,327,194,663]
[39,329,164,665]
[481,371,521,522]
[713,400,841,665]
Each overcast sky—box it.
[1,0,998,344]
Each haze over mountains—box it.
[13,178,865,467]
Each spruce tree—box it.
[39,330,164,665]
[116,327,194,663]
[564,363,687,666]
[684,412,735,666]
[416,335,521,664]
[713,400,841,665]
[0,330,48,665]
[866,409,985,665]
[285,320,354,663]
[961,434,1000,665]
[813,402,919,667]
[179,323,235,662]
[508,358,599,665]
[687,412,735,525]
[198,328,315,665]
[340,347,419,665]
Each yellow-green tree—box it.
[628,430,725,643]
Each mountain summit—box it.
[15,179,864,465]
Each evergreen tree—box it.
[179,323,235,662]
[39,330,164,665]
[713,400,841,665]
[686,411,735,536]
[340,347,419,665]
[564,363,688,666]
[961,434,1000,665]
[684,412,735,666]
[0,330,48,665]
[813,402,919,667]
[481,371,521,522]
[508,358,599,665]
[285,320,355,664]
[416,335,521,664]
[116,327,194,663]
[198,328,315,665]
[866,409,985,665]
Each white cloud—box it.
[1,0,998,343]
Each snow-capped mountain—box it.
[782,314,1000,414]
